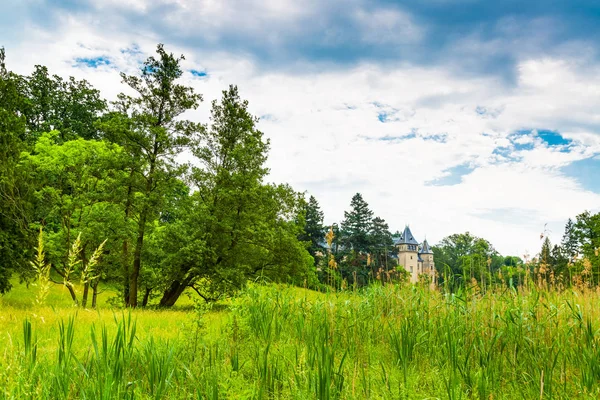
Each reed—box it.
[2,283,600,398]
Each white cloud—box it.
[5,7,600,257]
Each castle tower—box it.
[396,225,420,283]
[419,239,436,286]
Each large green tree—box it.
[561,218,579,262]
[0,47,32,293]
[106,44,203,307]
[573,211,600,284]
[156,85,313,306]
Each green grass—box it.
[0,276,197,310]
[2,282,600,398]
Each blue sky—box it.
[3,0,600,255]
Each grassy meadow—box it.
[2,281,600,399]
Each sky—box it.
[2,0,600,257]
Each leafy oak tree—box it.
[433,232,502,289]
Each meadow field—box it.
[2,281,600,399]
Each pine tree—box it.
[340,193,373,253]
[540,237,552,265]
[561,218,579,262]
[369,216,393,270]
[299,195,325,264]
[539,237,553,284]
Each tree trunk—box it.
[122,169,135,306]
[81,282,89,308]
[159,280,188,307]
[53,264,79,305]
[129,155,156,308]
[142,287,152,307]
[122,240,130,306]
[129,207,148,308]
[91,280,99,308]
[65,282,78,306]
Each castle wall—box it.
[397,244,420,283]
[421,256,436,287]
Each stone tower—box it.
[419,239,436,286]
[396,226,420,283]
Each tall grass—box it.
[2,284,600,398]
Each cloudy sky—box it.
[3,0,600,256]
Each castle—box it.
[393,226,435,284]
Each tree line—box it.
[302,192,600,292]
[2,44,599,307]
[535,213,600,288]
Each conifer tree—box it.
[340,193,373,253]
[561,218,579,262]
[369,216,393,269]
[299,195,325,265]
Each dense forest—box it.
[1,44,599,308]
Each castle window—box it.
[410,256,413,260]
[410,266,413,272]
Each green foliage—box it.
[368,216,394,269]
[433,232,503,290]
[573,211,600,283]
[0,47,32,293]
[20,65,106,141]
[524,211,600,288]
[562,218,578,261]
[21,132,127,306]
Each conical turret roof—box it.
[399,225,419,245]
[420,239,433,254]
